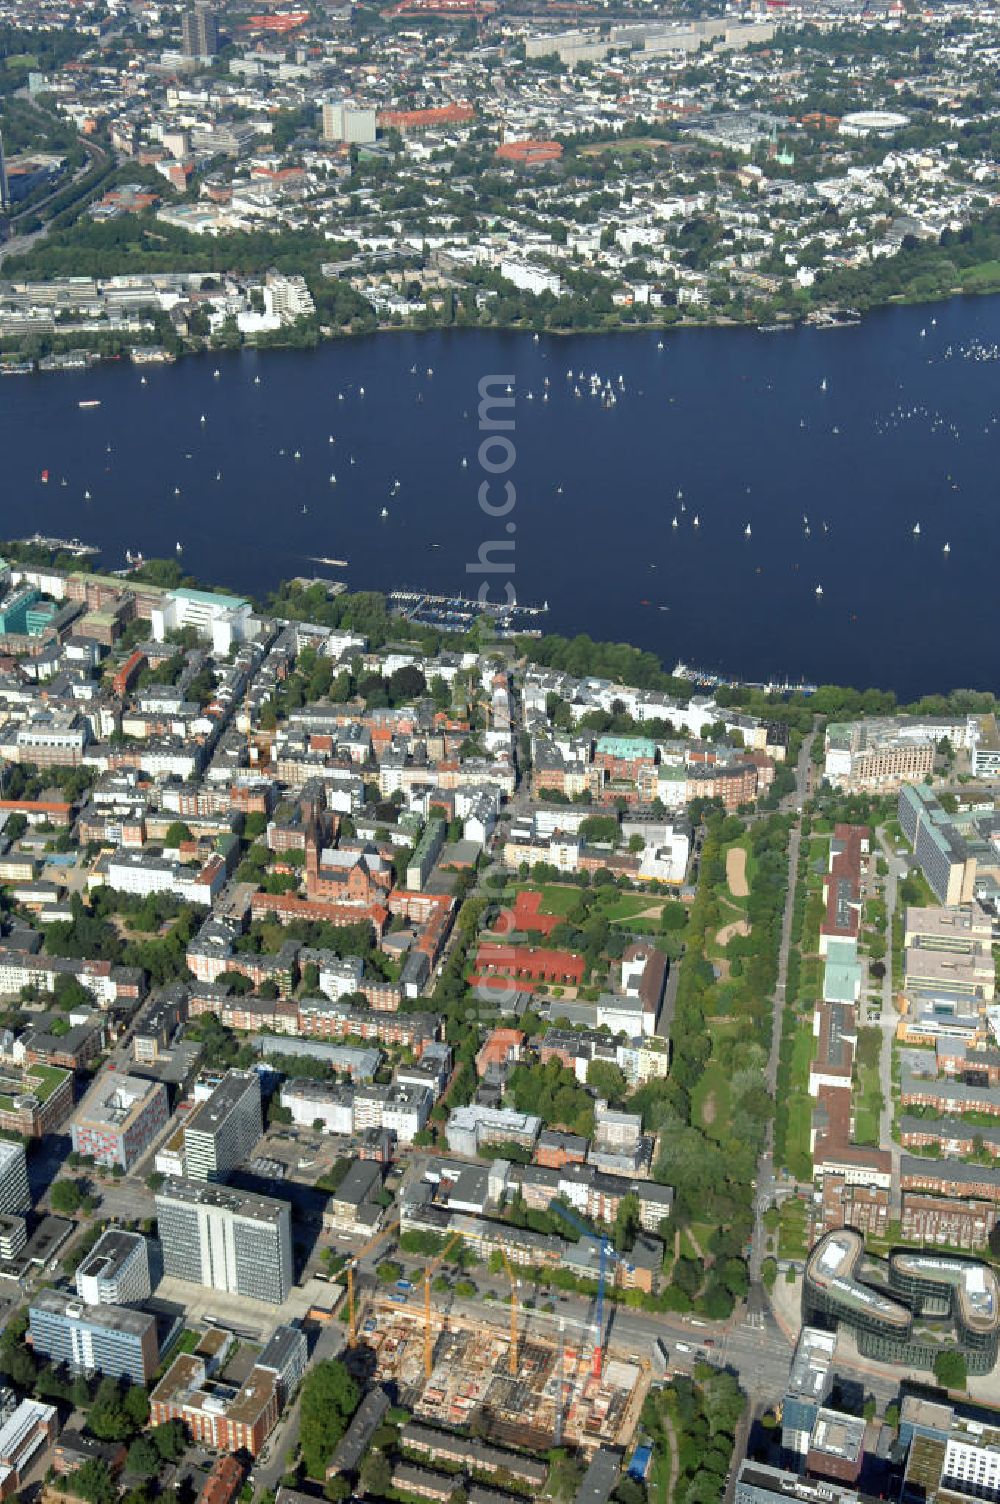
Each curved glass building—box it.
[802,1230,1000,1376]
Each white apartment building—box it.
[353,1084,432,1143]
[316,955,364,1001]
[75,1230,151,1306]
[499,258,562,296]
[150,587,254,654]
[321,99,377,144]
[96,850,226,907]
[279,1079,355,1134]
[941,1437,1000,1498]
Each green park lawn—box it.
[603,894,664,921]
[785,1097,813,1181]
[781,1015,815,1180]
[691,1061,732,1143]
[777,1199,810,1259]
[853,1029,884,1147]
[962,260,1000,291]
[513,883,583,916]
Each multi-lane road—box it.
[361,1254,798,1402]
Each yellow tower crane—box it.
[498,1245,519,1376]
[345,1218,400,1349]
[423,1230,463,1379]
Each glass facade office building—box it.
[803,1231,1000,1377]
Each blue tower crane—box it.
[548,1200,630,1378]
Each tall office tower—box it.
[321,99,377,146]
[0,1140,30,1219]
[0,126,9,242]
[183,1069,262,1182]
[181,3,219,58]
[155,1178,293,1305]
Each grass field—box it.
[155,1326,199,1379]
[963,260,1000,291]
[691,1061,732,1142]
[853,1027,884,1147]
[853,1097,880,1146]
[0,1060,68,1112]
[603,894,667,921]
[785,1097,813,1181]
[612,917,663,934]
[647,1434,673,1504]
[791,1017,814,1076]
[679,1227,701,1260]
[689,1222,716,1254]
[902,867,940,908]
[853,1066,884,1145]
[782,1015,815,1180]
[513,883,582,916]
[706,890,750,960]
[578,137,675,157]
[777,1199,810,1259]
[715,894,745,922]
[512,883,682,934]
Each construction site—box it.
[335,1220,648,1459]
[357,1296,646,1456]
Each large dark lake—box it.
[4,297,998,697]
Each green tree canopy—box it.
[586,1059,628,1106]
[299,1359,361,1479]
[68,1459,118,1504]
[51,1177,86,1215]
[125,1436,160,1477]
[933,1350,968,1390]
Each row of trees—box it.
[298,1359,361,1479]
[2,759,94,804]
[47,1420,185,1504]
[268,646,432,717]
[4,212,355,286]
[0,24,86,96]
[643,1365,745,1504]
[266,582,452,657]
[522,632,692,694]
[648,811,790,1318]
